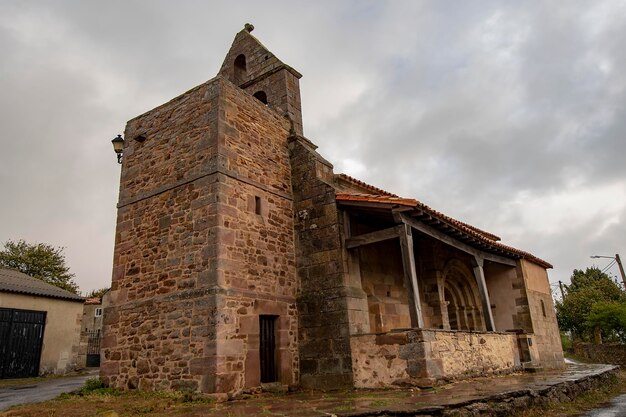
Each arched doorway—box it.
[442,259,484,331]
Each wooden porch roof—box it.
[335,189,552,269]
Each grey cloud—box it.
[0,1,624,292]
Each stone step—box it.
[522,363,544,373]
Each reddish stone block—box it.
[189,357,216,375]
[244,349,260,388]
[239,315,259,335]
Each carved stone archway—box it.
[442,259,484,331]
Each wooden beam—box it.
[345,226,401,250]
[398,223,424,328]
[472,256,496,331]
[336,200,396,210]
[342,210,352,239]
[397,213,517,267]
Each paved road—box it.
[581,394,626,417]
[0,370,97,411]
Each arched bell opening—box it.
[234,54,247,85]
[253,90,268,104]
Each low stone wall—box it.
[350,332,411,388]
[440,366,617,417]
[428,330,520,379]
[414,365,618,417]
[574,342,626,366]
[350,329,520,388]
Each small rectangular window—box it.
[95,308,103,317]
[255,196,262,215]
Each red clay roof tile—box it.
[335,193,417,207]
[336,174,398,197]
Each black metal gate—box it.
[0,308,46,379]
[86,330,101,367]
[259,315,278,383]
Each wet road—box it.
[581,394,626,417]
[0,366,623,416]
[0,371,96,411]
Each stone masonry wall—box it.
[512,262,534,332]
[483,263,518,332]
[359,239,411,333]
[427,330,520,379]
[521,259,565,369]
[350,329,520,388]
[574,342,626,365]
[208,80,298,392]
[289,135,354,389]
[104,75,299,393]
[102,78,221,392]
[102,177,222,391]
[218,80,294,196]
[350,333,411,388]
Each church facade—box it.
[101,26,564,393]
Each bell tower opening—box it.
[234,54,247,85]
[218,25,304,135]
[253,91,268,104]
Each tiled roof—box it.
[413,199,501,242]
[0,268,84,302]
[336,174,398,197]
[335,193,417,207]
[336,175,500,241]
[335,191,552,269]
[85,297,102,305]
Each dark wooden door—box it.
[259,315,277,383]
[0,308,46,379]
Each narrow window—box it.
[255,196,262,215]
[133,134,146,143]
[540,300,547,317]
[234,54,247,85]
[253,91,268,104]
[95,308,103,317]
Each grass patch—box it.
[333,402,354,412]
[369,399,391,407]
[0,371,90,388]
[1,378,219,417]
[75,377,121,397]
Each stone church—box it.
[102,26,564,393]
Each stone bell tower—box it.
[218,24,304,135]
[102,25,300,393]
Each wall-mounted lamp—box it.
[111,134,124,164]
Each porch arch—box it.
[442,259,484,331]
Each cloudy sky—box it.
[1,1,624,295]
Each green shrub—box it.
[76,377,120,396]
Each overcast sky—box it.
[1,1,624,295]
